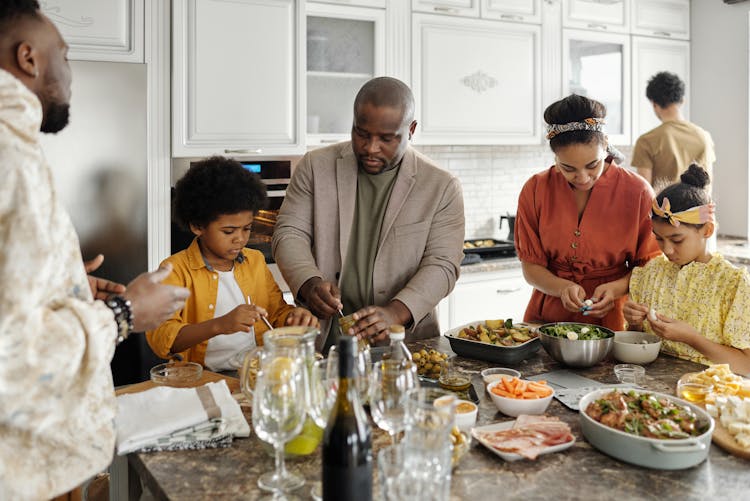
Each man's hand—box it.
[84,254,125,300]
[298,277,342,319]
[123,263,190,332]
[351,301,412,346]
[285,307,319,327]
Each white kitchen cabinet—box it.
[313,0,386,7]
[412,14,541,145]
[632,0,689,40]
[172,0,304,158]
[563,29,630,145]
[306,2,386,145]
[481,0,541,24]
[562,0,629,34]
[412,0,480,17]
[42,0,143,62]
[631,37,689,139]
[442,268,533,330]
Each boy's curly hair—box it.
[646,72,685,108]
[173,156,267,231]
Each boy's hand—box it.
[285,307,319,327]
[219,304,268,334]
[623,300,648,330]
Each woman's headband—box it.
[545,117,605,140]
[651,197,715,227]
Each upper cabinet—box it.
[563,30,631,145]
[412,14,541,145]
[631,37,689,139]
[306,2,386,146]
[412,0,481,18]
[481,0,541,24]
[172,0,305,158]
[562,0,629,34]
[42,0,144,62]
[632,0,690,40]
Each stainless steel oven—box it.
[170,159,292,263]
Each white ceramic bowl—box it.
[613,331,662,364]
[481,367,522,386]
[486,380,554,417]
[454,399,478,431]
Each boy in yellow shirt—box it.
[147,157,317,370]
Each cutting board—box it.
[709,417,750,460]
[115,370,240,396]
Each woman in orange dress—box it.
[515,95,660,331]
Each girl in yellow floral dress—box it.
[625,164,750,375]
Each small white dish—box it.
[471,420,575,462]
[481,367,522,386]
[487,380,554,417]
[454,399,478,432]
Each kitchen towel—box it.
[115,380,250,454]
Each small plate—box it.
[471,420,575,461]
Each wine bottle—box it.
[322,336,373,501]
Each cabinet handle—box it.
[434,6,460,14]
[653,31,672,37]
[224,148,263,154]
[500,14,524,21]
[496,287,522,294]
[587,23,608,30]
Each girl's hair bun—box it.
[679,163,710,190]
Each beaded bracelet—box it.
[106,294,134,345]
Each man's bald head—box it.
[353,77,415,126]
[0,0,72,133]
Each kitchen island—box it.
[128,337,748,500]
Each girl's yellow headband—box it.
[651,197,715,227]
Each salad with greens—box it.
[539,323,613,341]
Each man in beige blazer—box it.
[273,77,464,349]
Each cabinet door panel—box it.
[413,0,480,17]
[481,0,541,24]
[632,0,689,40]
[173,0,303,157]
[412,15,540,144]
[632,38,689,139]
[448,271,532,329]
[42,0,143,62]
[562,0,629,34]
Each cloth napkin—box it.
[116,380,250,454]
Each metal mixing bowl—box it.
[538,322,614,368]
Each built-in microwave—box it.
[170,159,292,263]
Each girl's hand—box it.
[585,282,619,319]
[649,313,699,343]
[220,304,268,334]
[623,300,648,330]
[285,307,319,327]
[559,282,586,313]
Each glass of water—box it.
[370,360,419,444]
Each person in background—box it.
[515,94,661,331]
[146,157,318,370]
[0,1,189,498]
[625,164,750,375]
[273,77,465,351]
[631,71,716,190]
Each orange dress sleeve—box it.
[515,174,549,268]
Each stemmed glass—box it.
[326,342,371,402]
[370,360,420,444]
[307,358,338,501]
[251,355,307,494]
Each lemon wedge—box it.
[266,356,295,383]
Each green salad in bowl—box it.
[539,323,613,341]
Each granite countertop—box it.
[129,337,748,500]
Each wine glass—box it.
[307,358,338,501]
[370,360,419,444]
[252,355,307,494]
[326,342,371,402]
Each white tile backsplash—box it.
[415,144,633,240]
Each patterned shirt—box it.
[0,69,117,499]
[630,254,750,365]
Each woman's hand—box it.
[285,307,319,327]
[584,282,619,319]
[649,313,699,344]
[559,282,586,313]
[623,300,648,331]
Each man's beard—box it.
[41,102,70,133]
